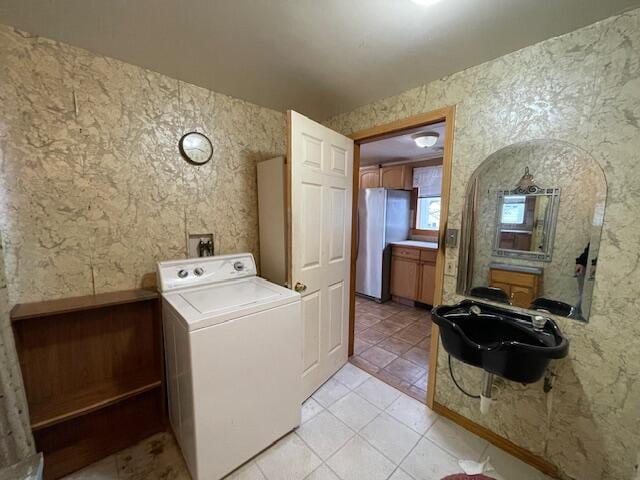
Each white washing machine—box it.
[157,253,302,480]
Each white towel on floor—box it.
[458,457,495,475]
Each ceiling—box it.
[360,123,446,166]
[1,1,639,120]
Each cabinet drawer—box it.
[489,269,538,288]
[420,249,437,263]
[392,246,420,260]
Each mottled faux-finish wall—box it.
[0,237,32,466]
[0,25,286,305]
[0,25,285,465]
[327,9,640,480]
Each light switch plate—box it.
[445,228,459,248]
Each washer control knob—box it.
[194,267,204,276]
[178,269,189,278]
[233,261,245,272]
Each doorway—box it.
[346,107,455,408]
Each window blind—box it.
[413,165,442,197]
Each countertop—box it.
[389,240,439,250]
[490,262,543,275]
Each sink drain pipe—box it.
[480,371,495,414]
[448,355,495,414]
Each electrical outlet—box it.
[445,258,456,275]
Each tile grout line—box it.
[309,366,417,476]
[294,415,349,479]
[328,364,443,476]
[253,456,269,480]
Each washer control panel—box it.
[157,254,257,292]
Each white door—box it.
[289,110,354,400]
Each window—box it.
[417,196,441,230]
[413,165,443,232]
[501,195,526,224]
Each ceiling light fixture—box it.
[413,132,440,148]
[410,0,443,6]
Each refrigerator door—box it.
[385,190,411,244]
[356,189,386,299]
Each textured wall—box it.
[0,24,286,465]
[0,25,286,305]
[326,9,640,480]
[469,140,606,313]
[0,236,33,467]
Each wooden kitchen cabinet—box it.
[489,267,542,308]
[380,165,413,190]
[359,166,380,189]
[418,262,436,305]
[390,257,419,299]
[390,245,438,305]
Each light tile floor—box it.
[64,363,552,480]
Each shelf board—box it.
[30,372,162,431]
[11,288,158,323]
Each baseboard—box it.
[432,402,559,479]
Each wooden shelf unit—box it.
[11,289,166,479]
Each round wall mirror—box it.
[179,132,213,165]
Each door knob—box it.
[294,282,307,293]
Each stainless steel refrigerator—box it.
[356,188,411,302]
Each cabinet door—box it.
[418,262,436,305]
[380,165,411,189]
[511,285,535,308]
[390,257,418,300]
[380,165,406,189]
[489,281,511,299]
[359,167,380,189]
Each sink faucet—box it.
[532,315,549,330]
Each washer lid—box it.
[162,276,299,331]
[181,279,281,314]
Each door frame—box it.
[347,106,456,409]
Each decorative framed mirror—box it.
[492,169,560,262]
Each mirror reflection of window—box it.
[413,165,442,231]
[496,194,549,253]
[501,195,526,224]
